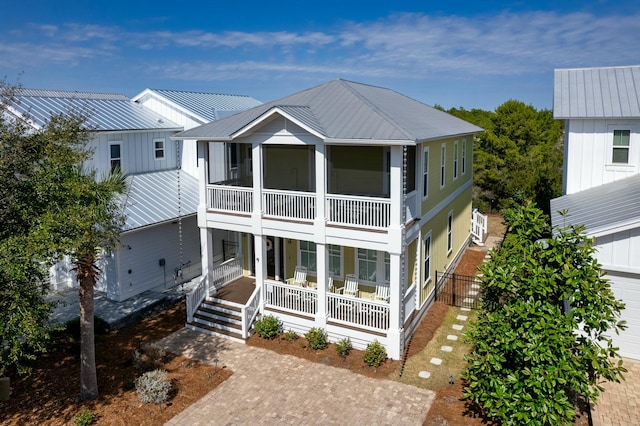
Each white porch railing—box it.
[242,286,261,339]
[264,280,317,315]
[207,184,253,213]
[186,276,207,323]
[211,257,244,290]
[471,208,488,242]
[403,282,417,324]
[327,293,390,331]
[263,189,316,221]
[326,194,391,229]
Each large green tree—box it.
[462,202,626,425]
[446,101,564,214]
[0,80,126,400]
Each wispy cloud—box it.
[4,11,640,82]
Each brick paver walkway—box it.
[157,328,434,425]
[591,357,640,426]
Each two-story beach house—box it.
[9,88,262,303]
[550,65,640,360]
[177,79,482,359]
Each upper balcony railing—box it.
[206,184,392,229]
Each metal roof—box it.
[175,79,482,144]
[550,174,640,236]
[134,89,262,123]
[554,66,640,119]
[122,169,198,231]
[11,89,181,131]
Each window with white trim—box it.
[328,244,342,278]
[357,249,390,283]
[462,139,467,175]
[299,240,317,273]
[453,140,459,180]
[422,147,429,198]
[612,130,631,164]
[447,211,453,253]
[440,143,446,188]
[110,143,121,173]
[154,138,165,160]
[423,232,432,286]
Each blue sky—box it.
[2,1,639,111]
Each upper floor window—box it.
[447,211,453,253]
[423,232,432,286]
[453,140,459,180]
[154,139,165,160]
[612,130,630,164]
[299,240,317,273]
[422,147,429,199]
[440,143,446,188]
[461,139,467,175]
[110,143,121,173]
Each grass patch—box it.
[397,306,476,390]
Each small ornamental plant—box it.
[73,409,96,426]
[282,329,299,342]
[363,340,387,367]
[254,315,282,339]
[135,369,172,408]
[335,337,352,359]
[304,327,328,350]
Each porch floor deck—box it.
[211,276,256,305]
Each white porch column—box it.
[314,143,327,237]
[275,237,281,281]
[315,243,328,328]
[251,142,263,233]
[254,234,267,310]
[196,140,208,227]
[387,252,403,360]
[200,228,214,293]
[389,146,404,253]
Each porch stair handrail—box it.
[186,275,207,323]
[403,282,417,324]
[210,257,244,291]
[241,286,261,339]
[471,208,488,243]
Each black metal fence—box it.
[435,271,482,309]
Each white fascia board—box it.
[170,134,232,141]
[231,107,326,140]
[324,138,413,146]
[415,131,481,144]
[99,127,183,135]
[590,219,640,239]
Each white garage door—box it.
[607,272,640,360]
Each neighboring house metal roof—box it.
[122,169,198,231]
[554,66,640,119]
[133,89,262,123]
[550,174,640,237]
[10,89,181,131]
[174,79,482,143]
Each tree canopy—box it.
[462,201,626,425]
[445,100,564,214]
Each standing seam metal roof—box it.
[11,89,181,131]
[554,66,640,119]
[175,79,482,142]
[142,89,262,123]
[550,174,640,235]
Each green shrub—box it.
[254,314,282,339]
[135,369,172,405]
[132,342,167,371]
[282,329,299,342]
[363,340,387,367]
[73,409,96,426]
[304,327,327,350]
[335,337,352,359]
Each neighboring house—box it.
[176,79,482,359]
[9,89,201,301]
[550,65,640,360]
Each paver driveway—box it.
[158,328,434,425]
[591,357,640,426]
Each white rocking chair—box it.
[286,265,308,287]
[337,274,359,298]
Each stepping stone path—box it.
[441,346,453,353]
[447,334,458,341]
[419,371,431,379]
[452,324,463,331]
[456,315,468,321]
[430,357,443,365]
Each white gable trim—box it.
[132,89,210,125]
[231,107,326,140]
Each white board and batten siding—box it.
[595,228,640,360]
[84,130,179,177]
[564,119,639,195]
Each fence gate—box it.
[435,271,481,309]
